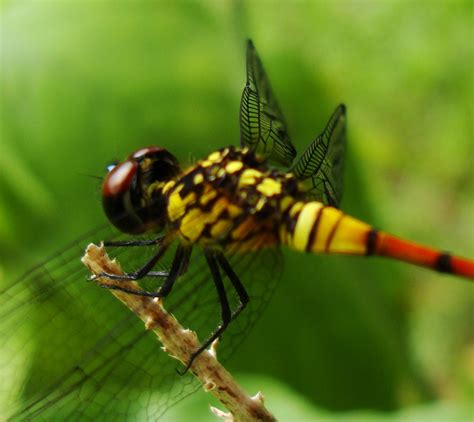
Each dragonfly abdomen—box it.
[280,201,474,279]
[366,231,474,279]
[280,201,373,255]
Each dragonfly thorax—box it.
[102,146,181,234]
[164,146,305,251]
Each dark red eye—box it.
[102,160,138,197]
[101,146,181,235]
[130,146,166,160]
[129,146,180,184]
[102,159,145,234]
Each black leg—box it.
[217,253,249,319]
[157,245,192,297]
[98,283,172,297]
[92,240,170,282]
[104,235,165,247]
[180,251,250,374]
[94,243,192,298]
[141,271,169,278]
[179,251,232,374]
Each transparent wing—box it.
[239,40,297,168]
[291,104,346,207]
[1,223,282,420]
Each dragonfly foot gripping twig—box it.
[81,243,275,422]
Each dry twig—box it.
[81,243,275,422]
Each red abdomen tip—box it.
[374,232,474,280]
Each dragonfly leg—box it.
[156,245,192,297]
[104,235,165,247]
[180,251,249,374]
[217,253,249,319]
[141,271,169,278]
[179,250,232,374]
[92,241,170,283]
[94,244,192,298]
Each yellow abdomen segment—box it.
[282,201,372,256]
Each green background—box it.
[0,1,472,420]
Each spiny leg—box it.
[97,235,169,280]
[181,251,249,373]
[180,250,231,373]
[104,235,165,248]
[217,253,249,319]
[92,240,170,282]
[96,243,192,298]
[100,235,169,281]
[158,245,192,297]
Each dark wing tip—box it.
[339,103,347,114]
[247,39,255,49]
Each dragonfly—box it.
[2,40,473,421]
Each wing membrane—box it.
[239,40,296,167]
[1,221,282,419]
[292,104,346,207]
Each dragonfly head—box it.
[102,146,180,234]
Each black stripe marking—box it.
[286,209,300,236]
[366,229,379,256]
[324,213,345,253]
[435,253,453,273]
[305,206,325,252]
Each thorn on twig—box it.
[81,243,276,422]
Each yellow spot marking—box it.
[208,151,221,162]
[326,215,371,255]
[228,204,243,218]
[225,161,243,174]
[280,196,294,213]
[168,187,196,221]
[193,173,204,184]
[211,219,233,239]
[201,160,213,168]
[145,181,164,199]
[292,202,324,251]
[311,207,343,253]
[239,176,255,186]
[255,198,266,211]
[162,180,176,194]
[289,201,304,217]
[232,217,256,240]
[257,178,281,196]
[211,197,229,217]
[200,188,217,206]
[179,197,239,243]
[238,169,262,187]
[180,208,205,242]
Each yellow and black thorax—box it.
[163,146,307,252]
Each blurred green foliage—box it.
[0,1,472,420]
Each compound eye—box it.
[102,146,179,235]
[102,160,145,234]
[129,146,180,182]
[130,146,165,161]
[102,160,138,197]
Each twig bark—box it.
[81,243,276,422]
